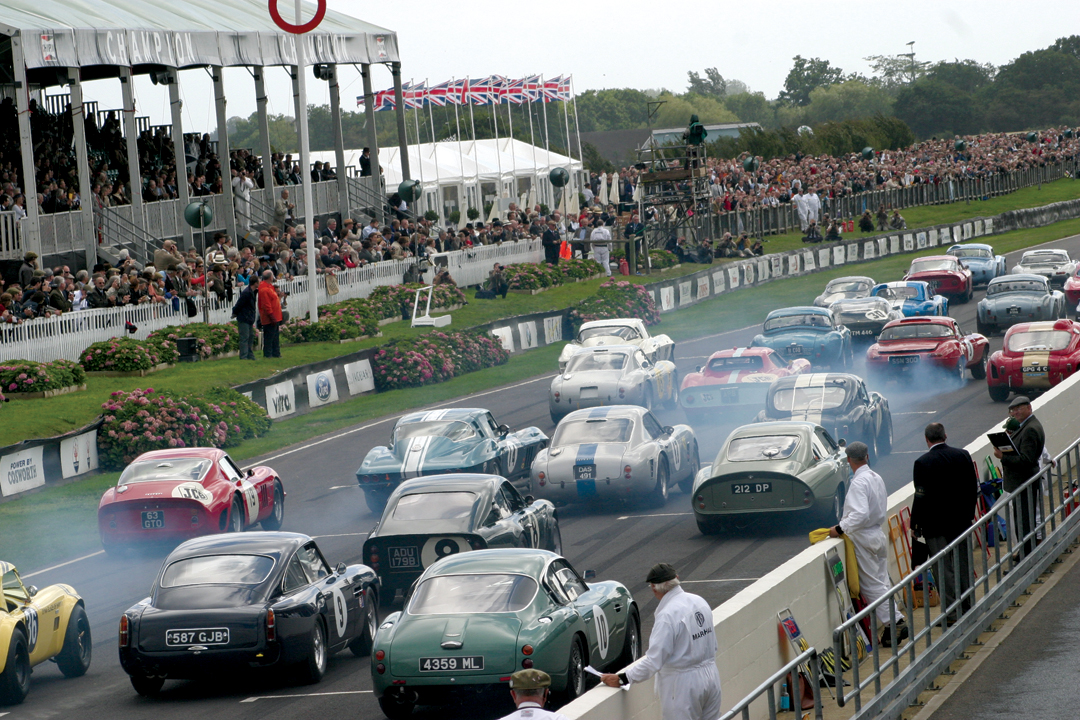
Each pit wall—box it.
[563,367,1080,720]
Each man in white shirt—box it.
[601,563,721,720]
[806,188,821,226]
[496,669,570,720]
[589,217,612,276]
[829,441,907,647]
[232,169,255,231]
[792,188,809,231]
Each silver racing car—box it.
[548,345,679,423]
[558,318,675,371]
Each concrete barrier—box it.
[562,368,1080,720]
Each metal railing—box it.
[0,211,22,261]
[831,439,1080,720]
[719,648,823,720]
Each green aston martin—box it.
[371,548,640,718]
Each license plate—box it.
[851,329,875,336]
[141,511,165,529]
[419,656,485,672]
[1007,307,1021,315]
[732,482,772,494]
[579,387,599,399]
[1025,365,1049,374]
[889,356,919,365]
[388,546,420,569]
[574,464,596,480]
[721,387,739,404]
[785,346,804,355]
[166,628,230,646]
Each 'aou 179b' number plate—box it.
[732,482,772,494]
[166,628,229,646]
[419,656,484,671]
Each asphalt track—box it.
[9,231,1080,720]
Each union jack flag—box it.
[522,75,542,103]
[403,81,426,109]
[504,78,527,105]
[542,75,563,102]
[427,80,451,107]
[486,75,508,105]
[446,78,470,106]
[356,88,397,111]
[469,76,495,106]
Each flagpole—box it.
[492,78,504,206]
[452,77,466,228]
[571,75,584,188]
[540,74,552,210]
[412,80,425,215]
[467,78,481,217]
[527,77,538,213]
[427,79,442,226]
[507,82,518,207]
[561,77,576,207]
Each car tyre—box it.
[298,621,328,684]
[695,514,724,536]
[616,606,642,667]
[557,636,587,704]
[364,489,391,516]
[261,479,286,531]
[547,523,563,555]
[379,691,417,720]
[0,628,30,705]
[642,385,654,412]
[976,319,993,336]
[826,485,846,525]
[878,414,894,457]
[662,372,680,409]
[130,675,166,697]
[866,431,879,466]
[647,457,669,508]
[349,588,379,658]
[679,442,700,495]
[988,385,1011,403]
[549,408,563,426]
[228,495,244,532]
[971,349,988,380]
[55,604,92,678]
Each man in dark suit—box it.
[911,422,978,624]
[995,396,1045,559]
[541,219,561,265]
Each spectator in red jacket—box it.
[257,270,283,358]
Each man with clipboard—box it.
[994,396,1046,560]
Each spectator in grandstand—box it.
[232,168,255,231]
[359,147,372,177]
[257,270,283,359]
[232,274,260,361]
[154,239,183,272]
[18,252,37,288]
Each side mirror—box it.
[524,495,535,504]
[335,562,347,575]
[583,570,597,580]
[663,426,675,436]
[838,438,847,448]
[246,468,254,478]
[27,585,38,597]
[497,424,510,437]
[696,365,703,373]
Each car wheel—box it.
[364,489,391,516]
[129,674,166,697]
[378,691,417,720]
[866,431,879,465]
[548,523,563,555]
[549,408,563,426]
[679,442,700,495]
[663,372,680,409]
[349,588,379,658]
[0,629,30,705]
[558,637,587,704]
[971,349,988,380]
[616,607,642,667]
[483,459,502,476]
[298,621,328,684]
[228,495,244,532]
[954,357,966,385]
[826,485,846,525]
[647,457,669,508]
[261,479,286,531]
[695,514,724,536]
[878,414,894,457]
[977,318,992,336]
[55,604,93,678]
[642,385,654,412]
[989,385,1011,403]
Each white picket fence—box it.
[0,239,541,363]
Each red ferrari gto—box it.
[986,319,1080,402]
[866,316,989,382]
[98,448,285,553]
[904,255,974,303]
[680,347,811,417]
[1064,268,1080,313]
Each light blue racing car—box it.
[946,243,1007,286]
[751,306,854,369]
[871,281,948,317]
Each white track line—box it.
[312,532,369,539]
[241,690,373,702]
[681,578,761,584]
[617,512,692,520]
[23,550,104,579]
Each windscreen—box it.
[879,323,953,340]
[408,574,538,614]
[771,384,850,412]
[949,248,991,259]
[119,458,211,485]
[763,314,831,332]
[727,435,800,462]
[395,420,477,444]
[825,279,871,293]
[579,325,637,342]
[833,298,893,321]
[874,285,920,301]
[1007,331,1072,353]
[707,356,764,371]
[909,259,958,274]
[552,418,633,446]
[987,280,1046,296]
[393,492,478,521]
[567,351,628,373]
[161,555,275,587]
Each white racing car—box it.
[558,318,675,372]
[548,345,679,424]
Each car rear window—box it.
[1023,252,1069,264]
[1007,331,1072,353]
[707,356,763,371]
[119,458,211,485]
[567,351,628,372]
[552,418,633,446]
[764,314,830,332]
[771,384,850,412]
[161,555,275,587]
[987,280,1046,296]
[727,435,800,462]
[950,248,991,259]
[879,323,952,340]
[825,279,871,293]
[874,285,921,300]
[909,259,957,274]
[395,420,477,444]
[393,492,478,521]
[579,325,636,342]
[833,298,892,321]
[408,573,538,614]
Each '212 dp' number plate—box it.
[732,482,773,494]
[419,656,484,671]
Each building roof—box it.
[1,0,398,70]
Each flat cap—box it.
[1009,395,1031,409]
[509,668,551,690]
[646,562,677,584]
[24,251,38,260]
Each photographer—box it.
[478,263,508,299]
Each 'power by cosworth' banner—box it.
[0,446,45,497]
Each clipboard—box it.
[987,431,1018,454]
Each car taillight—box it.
[119,615,130,648]
[618,387,625,398]
[537,472,546,487]
[375,650,385,661]
[624,465,632,479]
[266,609,276,641]
[522,645,533,655]
[376,663,386,674]
[522,658,534,668]
[697,494,705,510]
[553,391,560,403]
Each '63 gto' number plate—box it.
[166,628,229,646]
[732,482,772,494]
[419,656,484,672]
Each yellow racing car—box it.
[1,561,92,705]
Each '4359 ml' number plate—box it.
[419,656,484,672]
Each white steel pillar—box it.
[69,70,97,269]
[253,66,276,222]
[360,63,384,223]
[326,65,350,220]
[10,34,42,258]
[119,66,144,230]
[212,65,239,242]
[167,70,194,250]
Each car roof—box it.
[989,274,1047,285]
[910,255,956,262]
[424,548,558,579]
[560,405,644,422]
[398,408,487,424]
[706,347,772,360]
[766,305,830,318]
[826,275,874,285]
[133,447,225,463]
[878,280,930,290]
[580,318,643,330]
[166,531,312,562]
[393,474,503,497]
[1004,319,1079,336]
[1022,249,1069,258]
[769,372,859,390]
[729,421,817,438]
[572,344,638,356]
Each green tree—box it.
[801,81,894,125]
[723,92,773,126]
[651,92,738,128]
[778,56,846,106]
[927,60,995,94]
[686,68,727,99]
[1049,35,1080,61]
[894,79,981,138]
[981,48,1080,130]
[864,54,929,93]
[573,88,652,132]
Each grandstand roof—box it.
[0,0,398,71]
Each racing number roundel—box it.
[330,587,348,638]
[592,605,610,659]
[23,606,39,652]
[421,536,468,567]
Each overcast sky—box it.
[77,0,1074,136]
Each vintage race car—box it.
[372,549,639,718]
[987,319,1080,402]
[98,448,285,554]
[363,475,561,605]
[866,316,989,383]
[828,296,902,343]
[753,373,894,462]
[356,408,548,514]
[691,421,850,535]
[531,406,699,506]
[946,243,1007,286]
[0,562,91,705]
[557,318,674,371]
[1011,248,1077,287]
[903,255,974,302]
[118,532,379,696]
[549,345,679,424]
[751,306,853,370]
[813,276,875,307]
[871,280,948,317]
[1064,266,1080,312]
[679,347,811,419]
[976,274,1065,336]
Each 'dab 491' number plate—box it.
[732,482,772,494]
[141,511,165,529]
[419,656,485,671]
[166,628,229,646]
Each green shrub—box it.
[148,322,238,358]
[79,336,179,372]
[570,278,661,330]
[0,359,86,393]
